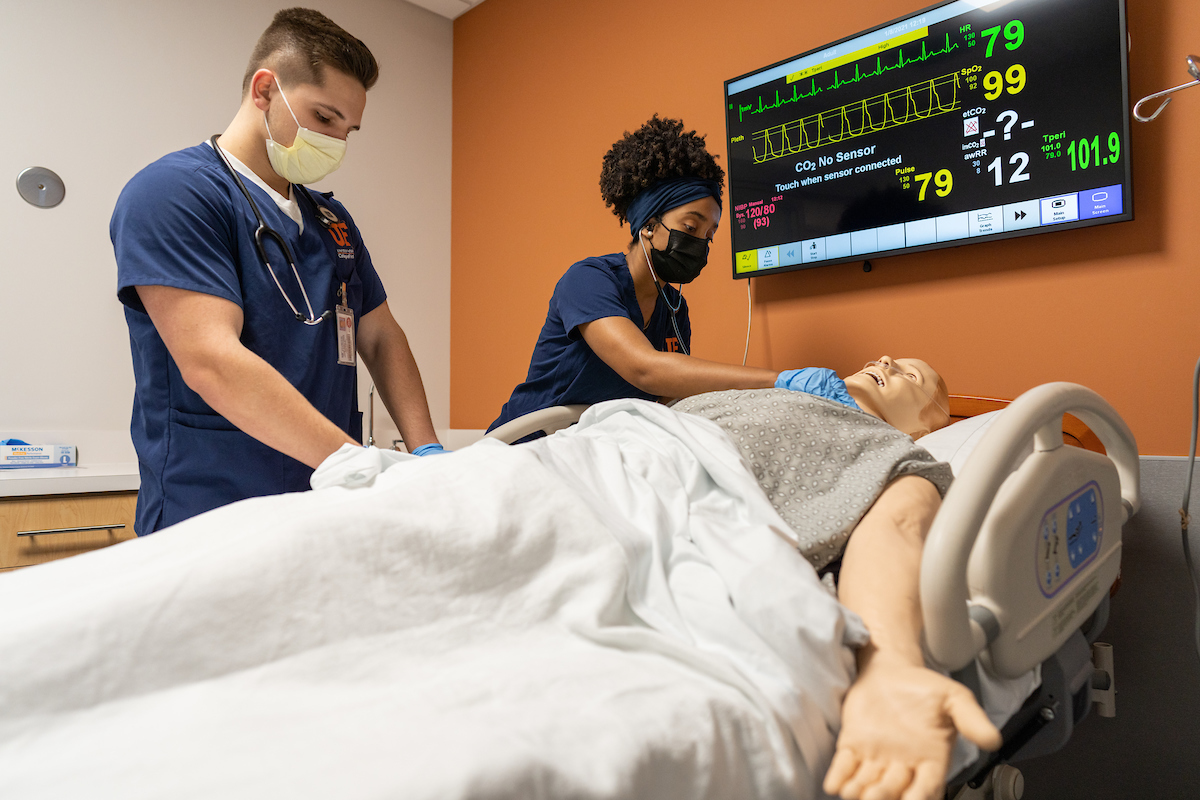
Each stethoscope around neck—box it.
[639,221,690,357]
[209,135,333,326]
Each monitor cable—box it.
[742,278,752,366]
[1182,355,1200,664]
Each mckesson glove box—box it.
[0,443,77,468]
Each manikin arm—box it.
[578,315,778,397]
[825,475,1002,800]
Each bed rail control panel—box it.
[921,382,1140,678]
[1038,481,1101,596]
[972,446,1122,678]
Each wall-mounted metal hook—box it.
[1133,54,1200,122]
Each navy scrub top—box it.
[489,252,690,432]
[112,143,386,535]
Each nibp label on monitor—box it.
[723,0,1133,277]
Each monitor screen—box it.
[723,0,1132,278]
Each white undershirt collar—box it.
[205,139,304,234]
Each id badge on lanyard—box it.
[304,191,358,367]
[336,282,355,366]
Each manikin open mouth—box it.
[864,361,952,422]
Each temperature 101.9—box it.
[1068,132,1120,171]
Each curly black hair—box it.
[599,115,725,227]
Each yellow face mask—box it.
[263,80,347,185]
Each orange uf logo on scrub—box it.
[665,337,683,353]
[328,222,351,247]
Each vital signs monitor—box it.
[723,0,1132,277]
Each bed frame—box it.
[950,395,1105,453]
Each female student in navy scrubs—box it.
[490,116,800,433]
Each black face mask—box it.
[646,223,710,284]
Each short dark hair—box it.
[599,115,725,228]
[242,8,379,95]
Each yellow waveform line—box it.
[751,72,961,164]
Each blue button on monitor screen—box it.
[778,241,805,267]
[825,233,852,260]
[968,206,1005,237]
[802,238,827,263]
[850,229,879,256]
[877,224,905,251]
[757,246,780,269]
[1040,194,1079,225]
[904,218,937,246]
[935,213,969,242]
[1004,200,1041,231]
[1079,184,1123,219]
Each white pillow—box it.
[918,410,1028,476]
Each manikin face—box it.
[254,66,367,146]
[843,356,949,438]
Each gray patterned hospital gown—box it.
[673,389,953,572]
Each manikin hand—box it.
[822,654,1003,800]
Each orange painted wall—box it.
[452,0,1200,455]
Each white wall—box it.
[0,0,452,458]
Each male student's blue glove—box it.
[412,443,451,456]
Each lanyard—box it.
[292,186,357,289]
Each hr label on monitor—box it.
[724,0,1132,277]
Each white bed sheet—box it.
[0,400,873,799]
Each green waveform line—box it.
[738,33,960,123]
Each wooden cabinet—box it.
[0,492,138,571]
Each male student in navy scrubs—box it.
[112,8,445,535]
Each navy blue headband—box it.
[627,177,723,237]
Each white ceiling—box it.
[405,0,488,20]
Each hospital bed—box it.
[487,384,1140,800]
[0,384,1137,800]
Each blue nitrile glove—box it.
[0,439,30,446]
[412,443,450,456]
[775,367,861,410]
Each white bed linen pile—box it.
[0,400,872,799]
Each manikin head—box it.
[842,356,951,439]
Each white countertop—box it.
[0,429,482,498]
[0,430,139,497]
[0,463,140,498]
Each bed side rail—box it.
[483,405,589,445]
[922,383,1140,675]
